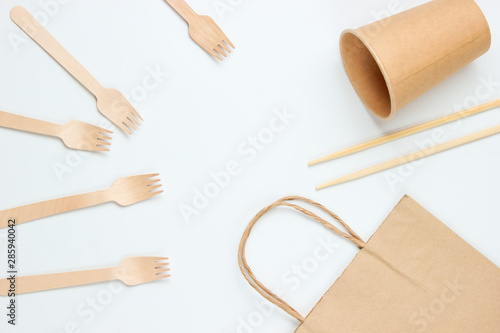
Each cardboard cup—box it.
[340,0,491,119]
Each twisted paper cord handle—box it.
[238,196,366,323]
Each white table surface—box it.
[0,0,499,332]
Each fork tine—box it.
[122,97,142,121]
[135,190,163,203]
[220,42,231,54]
[153,257,169,262]
[94,146,110,152]
[143,173,160,180]
[97,127,113,134]
[154,262,170,267]
[97,141,111,146]
[149,190,163,197]
[208,47,223,61]
[154,264,170,270]
[148,184,162,191]
[129,115,141,126]
[224,37,235,49]
[148,182,163,188]
[131,108,144,122]
[119,122,132,135]
[146,178,161,185]
[99,135,113,140]
[124,117,137,131]
[155,268,171,274]
[217,45,227,57]
[155,262,170,267]
[138,256,168,261]
[155,275,171,280]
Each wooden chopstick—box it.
[316,124,500,190]
[309,98,500,166]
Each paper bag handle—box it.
[238,196,366,323]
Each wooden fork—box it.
[10,6,143,135]
[0,174,163,228]
[0,110,112,152]
[164,0,235,60]
[0,257,170,295]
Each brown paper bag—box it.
[239,196,500,332]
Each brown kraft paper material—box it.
[340,0,491,119]
[239,195,500,332]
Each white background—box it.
[0,0,499,332]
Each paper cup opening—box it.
[340,30,394,119]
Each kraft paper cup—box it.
[340,0,491,119]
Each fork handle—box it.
[1,268,116,295]
[10,6,104,98]
[164,0,199,23]
[0,110,61,137]
[0,190,110,228]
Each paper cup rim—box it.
[340,29,397,120]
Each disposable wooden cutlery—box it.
[309,98,500,166]
[0,110,112,151]
[316,124,500,190]
[163,0,234,60]
[0,174,163,228]
[10,6,142,135]
[0,257,170,295]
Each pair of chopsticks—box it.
[311,98,500,190]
